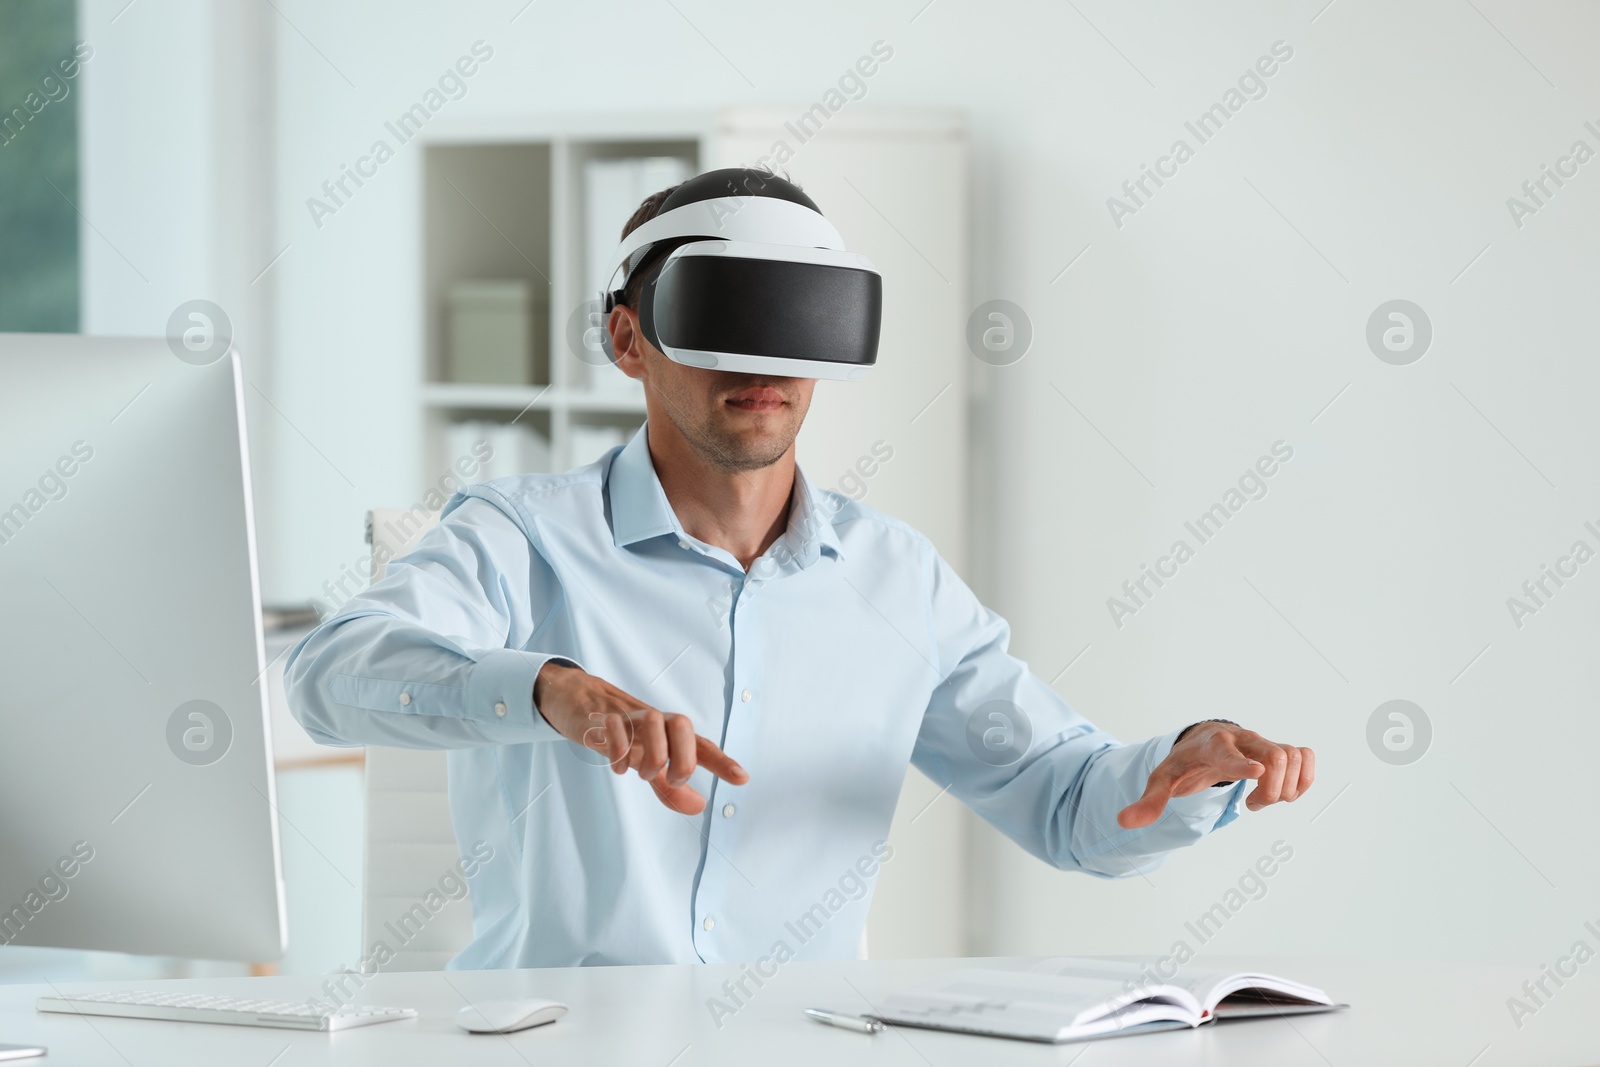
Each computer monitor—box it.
[0,334,285,962]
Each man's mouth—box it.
[724,386,786,412]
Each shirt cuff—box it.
[466,649,579,743]
[1149,726,1248,832]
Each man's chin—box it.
[704,425,794,471]
[723,441,792,472]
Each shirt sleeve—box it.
[283,491,576,750]
[910,545,1245,879]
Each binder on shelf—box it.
[443,419,553,482]
[582,156,690,396]
[569,424,630,468]
[583,156,694,299]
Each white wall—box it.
[78,0,277,516]
[81,0,1600,968]
[964,1,1600,967]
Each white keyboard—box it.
[37,990,416,1031]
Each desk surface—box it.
[1,956,1592,1065]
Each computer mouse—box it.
[455,998,569,1034]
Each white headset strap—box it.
[599,196,846,297]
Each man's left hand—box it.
[1116,722,1314,829]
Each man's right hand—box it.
[532,661,749,815]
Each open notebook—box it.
[868,958,1345,1043]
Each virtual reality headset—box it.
[599,171,883,380]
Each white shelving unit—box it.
[421,383,648,414]
[419,117,707,475]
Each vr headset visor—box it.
[601,195,882,381]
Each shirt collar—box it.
[606,422,844,566]
[781,463,846,566]
[607,424,680,548]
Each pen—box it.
[804,1007,884,1034]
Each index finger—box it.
[695,735,749,785]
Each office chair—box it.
[360,508,473,970]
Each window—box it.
[0,3,82,332]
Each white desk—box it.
[2,956,1591,1065]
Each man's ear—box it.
[608,304,647,381]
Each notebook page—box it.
[1030,957,1225,1000]
[875,968,1200,1040]
[1030,958,1332,1015]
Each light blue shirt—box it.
[285,423,1245,969]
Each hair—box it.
[615,167,804,310]
[617,185,684,312]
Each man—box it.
[286,168,1314,970]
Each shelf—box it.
[423,111,713,146]
[423,143,554,387]
[423,382,648,414]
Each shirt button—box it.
[722,803,735,818]
[702,916,715,931]
[398,692,412,706]
[494,701,507,718]
[678,539,690,550]
[740,689,751,703]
